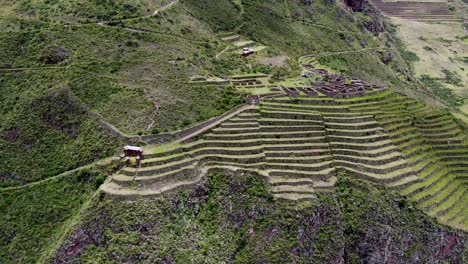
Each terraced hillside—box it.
[372,0,463,22]
[102,88,468,230]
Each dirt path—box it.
[0,66,70,72]
[144,88,160,131]
[301,46,389,60]
[215,46,230,59]
[152,0,179,16]
[0,157,117,192]
[176,104,255,143]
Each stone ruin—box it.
[246,94,260,105]
[303,64,383,99]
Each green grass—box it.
[0,167,107,263]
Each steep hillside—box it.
[0,0,467,263]
[0,0,437,186]
[50,170,466,263]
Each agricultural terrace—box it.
[102,84,468,231]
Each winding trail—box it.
[144,88,161,131]
[152,0,179,16]
[215,46,230,59]
[0,157,117,192]
[301,47,389,60]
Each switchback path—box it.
[215,46,230,59]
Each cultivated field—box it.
[372,0,463,22]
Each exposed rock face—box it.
[344,0,365,11]
[343,0,384,36]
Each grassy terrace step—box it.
[387,175,421,190]
[339,166,414,184]
[393,134,424,148]
[432,144,468,151]
[264,90,394,105]
[102,170,203,199]
[259,118,324,126]
[323,115,375,123]
[332,152,402,166]
[267,160,334,172]
[260,110,323,120]
[260,103,352,113]
[219,122,259,128]
[348,99,410,111]
[211,127,260,134]
[330,140,395,151]
[351,100,412,111]
[425,186,465,216]
[331,145,399,157]
[434,148,468,156]
[441,160,468,168]
[426,135,466,145]
[271,184,314,195]
[177,137,332,150]
[264,149,331,157]
[386,122,418,133]
[401,144,431,158]
[324,121,380,130]
[260,125,325,132]
[236,112,261,119]
[439,195,468,223]
[402,165,444,195]
[408,154,435,171]
[334,158,410,175]
[328,134,389,144]
[113,163,198,187]
[272,192,316,201]
[269,175,336,188]
[260,105,355,115]
[223,118,259,124]
[377,117,412,129]
[411,172,457,205]
[263,143,331,151]
[419,124,459,134]
[268,167,335,180]
[399,139,429,153]
[421,130,464,140]
[326,127,385,137]
[438,153,468,162]
[416,116,453,127]
[142,146,267,167]
[204,131,327,141]
[265,155,332,163]
[134,153,267,176]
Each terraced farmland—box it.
[102,88,468,230]
[373,0,462,22]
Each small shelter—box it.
[123,145,144,167]
[242,47,255,57]
[124,145,144,157]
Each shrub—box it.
[420,75,463,107]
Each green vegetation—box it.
[0,84,120,187]
[442,69,463,87]
[49,170,466,263]
[0,167,108,263]
[420,75,463,107]
[1,0,467,262]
